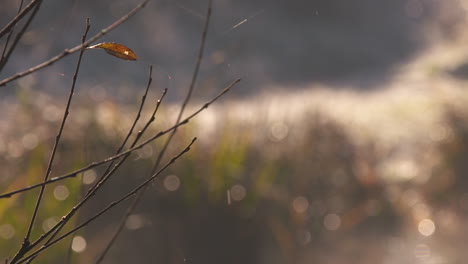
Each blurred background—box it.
[2,0,468,263]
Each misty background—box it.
[3,0,468,264]
[1,0,465,97]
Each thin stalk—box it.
[39,87,168,251]
[0,79,239,199]
[95,0,212,262]
[90,65,154,189]
[23,89,159,262]
[60,175,88,264]
[0,0,25,71]
[9,19,91,264]
[0,1,42,72]
[0,0,40,39]
[16,138,197,264]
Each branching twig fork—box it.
[88,65,155,193]
[10,88,168,261]
[22,66,159,264]
[9,18,91,264]
[15,138,197,264]
[0,79,239,199]
[3,79,239,264]
[94,1,212,261]
[39,86,168,251]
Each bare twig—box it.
[92,87,167,262]
[0,1,42,72]
[41,87,168,248]
[12,87,167,263]
[9,18,91,264]
[62,184,85,264]
[0,0,150,87]
[62,180,88,264]
[0,79,239,199]
[4,78,238,264]
[22,66,158,264]
[95,1,213,262]
[62,236,74,264]
[0,0,25,70]
[178,0,212,122]
[0,0,40,39]
[78,87,165,207]
[118,66,153,154]
[91,65,154,187]
[150,0,212,175]
[15,138,198,264]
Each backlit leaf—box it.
[87,42,137,61]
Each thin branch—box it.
[0,0,150,87]
[62,236,74,264]
[0,79,239,199]
[41,87,167,247]
[16,138,197,264]
[0,1,42,72]
[92,87,167,262]
[5,79,238,264]
[63,179,88,264]
[0,0,40,40]
[5,78,237,264]
[0,0,25,69]
[0,67,156,200]
[118,66,153,154]
[150,0,212,175]
[95,1,212,261]
[22,75,158,263]
[13,86,167,262]
[9,19,91,264]
[178,0,212,124]
[90,65,154,188]
[46,174,87,264]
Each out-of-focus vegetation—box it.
[3,78,468,263]
[4,0,468,263]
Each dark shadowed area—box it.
[0,0,464,97]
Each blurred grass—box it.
[3,81,468,263]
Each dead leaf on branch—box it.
[87,42,137,61]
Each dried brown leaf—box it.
[87,42,137,61]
